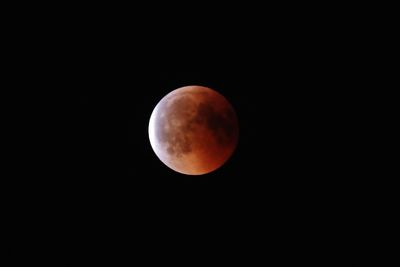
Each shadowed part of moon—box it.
[194,102,236,147]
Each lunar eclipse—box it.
[148,85,239,175]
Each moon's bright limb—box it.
[148,85,239,175]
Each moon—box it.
[148,85,239,175]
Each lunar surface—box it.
[148,85,239,175]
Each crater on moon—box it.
[155,95,196,157]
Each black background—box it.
[72,61,348,263]
[10,5,358,265]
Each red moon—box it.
[148,85,239,175]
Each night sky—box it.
[78,67,338,188]
[73,66,348,263]
[11,7,355,264]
